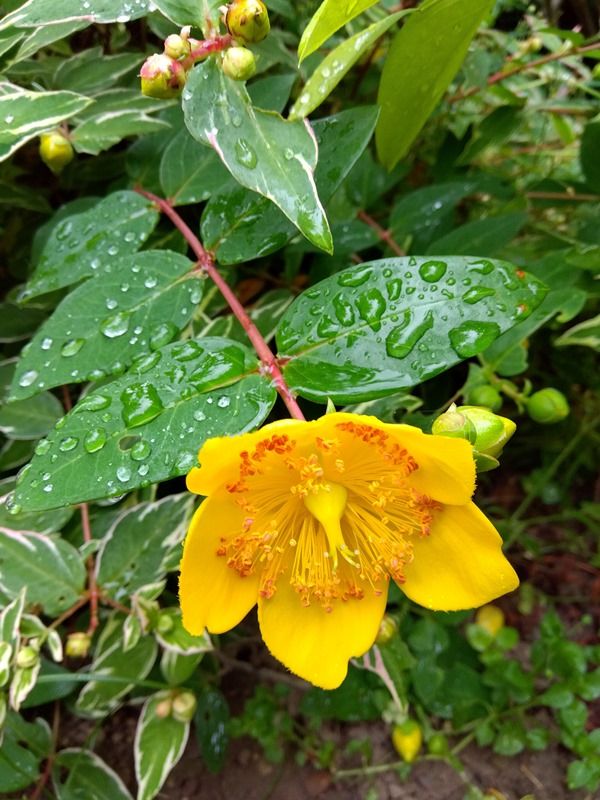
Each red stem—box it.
[80,502,99,634]
[358,210,405,257]
[183,34,232,70]
[135,188,306,421]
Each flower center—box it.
[303,482,357,570]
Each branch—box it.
[135,188,306,421]
[358,210,406,256]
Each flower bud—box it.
[39,131,74,175]
[15,645,39,669]
[222,46,256,81]
[66,632,92,658]
[164,33,191,60]
[156,612,175,634]
[475,604,505,637]
[433,404,515,472]
[155,697,173,718]
[392,719,422,763]
[172,690,197,722]
[376,614,398,645]
[140,53,187,99]
[526,388,569,424]
[226,0,270,44]
[467,385,503,412]
[427,732,449,755]
[431,407,477,445]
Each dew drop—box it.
[130,439,151,461]
[61,338,85,357]
[338,266,372,287]
[144,275,158,289]
[19,370,38,388]
[77,393,111,412]
[35,439,51,456]
[121,383,164,428]
[41,337,53,351]
[419,260,447,283]
[462,286,496,305]
[149,322,178,351]
[234,139,258,169]
[217,396,230,409]
[132,351,162,374]
[116,466,131,483]
[193,409,206,422]
[59,436,78,452]
[386,310,434,359]
[100,311,130,339]
[448,321,501,358]
[84,428,107,453]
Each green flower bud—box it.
[15,645,39,669]
[376,614,398,645]
[155,697,173,718]
[467,385,503,412]
[39,131,74,175]
[456,405,516,459]
[526,388,570,424]
[164,34,191,60]
[172,690,197,722]
[65,632,91,658]
[427,733,449,756]
[222,46,256,81]
[140,53,187,99]
[431,407,477,445]
[226,0,270,44]
[156,612,175,634]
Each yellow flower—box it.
[179,412,518,689]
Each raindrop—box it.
[386,310,434,359]
[174,452,195,472]
[386,279,403,302]
[59,436,78,452]
[121,383,164,428]
[217,396,230,409]
[448,321,501,358]
[77,393,111,412]
[462,286,496,305]
[84,428,107,453]
[332,294,355,327]
[149,322,178,351]
[235,139,258,169]
[132,351,162,374]
[284,148,294,160]
[43,484,54,493]
[61,338,85,357]
[116,466,131,483]
[138,463,150,477]
[173,340,203,361]
[35,440,51,456]
[41,337,53,351]
[19,370,38,388]
[193,409,206,422]
[144,276,158,289]
[419,260,447,283]
[107,245,119,256]
[100,311,130,339]
[356,288,386,332]
[338,266,372,287]
[130,440,151,461]
[106,298,118,310]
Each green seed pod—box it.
[164,33,191,60]
[222,46,256,81]
[226,0,270,44]
[15,645,39,670]
[39,131,74,175]
[140,53,187,99]
[376,614,398,645]
[427,733,449,756]
[526,388,570,424]
[467,385,503,412]
[172,691,197,722]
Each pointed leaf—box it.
[53,749,134,800]
[0,0,153,30]
[277,257,547,402]
[159,128,229,206]
[183,58,332,253]
[14,338,277,511]
[298,0,380,63]
[376,0,494,168]
[152,0,205,26]
[10,251,200,401]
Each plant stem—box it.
[80,503,99,634]
[450,40,600,102]
[183,33,232,70]
[135,188,306,421]
[357,210,406,256]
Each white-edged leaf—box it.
[154,609,212,656]
[0,588,26,646]
[53,748,134,800]
[0,641,12,687]
[9,662,41,710]
[135,691,190,800]
[160,651,203,686]
[122,614,142,653]
[159,128,229,206]
[555,314,600,351]
[0,0,153,30]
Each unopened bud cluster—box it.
[432,404,516,472]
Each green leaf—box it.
[0,477,73,534]
[10,251,200,401]
[0,589,26,646]
[195,687,230,773]
[154,608,212,656]
[0,302,47,343]
[20,191,159,301]
[298,0,380,63]
[567,758,600,791]
[52,749,134,800]
[0,713,51,792]
[15,338,277,511]
[161,650,203,686]
[183,58,332,253]
[71,111,170,156]
[376,0,494,168]
[0,527,85,615]
[96,495,194,602]
[201,107,379,264]
[135,691,190,800]
[290,11,410,120]
[75,616,157,718]
[580,118,600,192]
[151,0,205,26]
[197,288,293,345]
[426,212,528,256]
[277,257,546,403]
[248,72,296,113]
[555,314,600,351]
[0,0,153,30]
[53,49,141,94]
[0,391,63,439]
[0,88,93,161]
[159,128,229,206]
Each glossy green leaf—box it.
[0,303,47,343]
[52,749,134,800]
[183,58,332,253]
[10,251,200,401]
[71,111,171,156]
[0,0,153,30]
[248,72,296,113]
[195,687,230,773]
[52,49,140,94]
[152,0,205,26]
[555,314,600,351]
[135,691,190,800]
[376,0,494,168]
[0,527,85,615]
[426,212,528,256]
[0,477,73,534]
[291,10,409,120]
[298,0,380,63]
[75,617,157,718]
[96,495,194,602]
[277,257,547,403]
[0,391,63,439]
[14,338,276,511]
[159,128,229,206]
[580,118,600,192]
[19,191,159,301]
[201,106,379,264]
[0,89,93,161]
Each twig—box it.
[450,40,600,103]
[80,503,99,634]
[182,33,232,70]
[29,702,60,800]
[135,188,306,421]
[357,210,406,256]
[48,594,90,631]
[526,190,600,202]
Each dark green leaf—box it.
[426,212,527,256]
[277,257,546,402]
[0,391,63,439]
[195,687,230,773]
[580,119,600,192]
[159,129,229,206]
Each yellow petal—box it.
[322,413,476,505]
[258,577,388,689]
[401,502,519,610]
[187,418,300,496]
[179,492,259,634]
